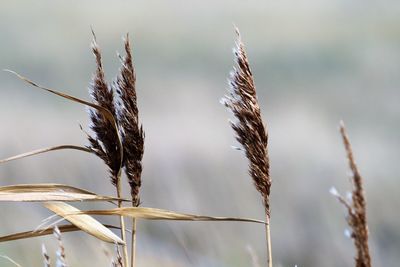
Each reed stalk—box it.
[116,173,129,267]
[86,33,129,266]
[222,28,273,267]
[114,35,145,267]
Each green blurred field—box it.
[0,1,399,266]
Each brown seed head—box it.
[53,226,67,267]
[88,37,121,186]
[339,122,371,267]
[222,29,271,220]
[114,35,145,206]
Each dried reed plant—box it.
[87,34,128,266]
[114,35,145,267]
[222,28,272,267]
[54,226,67,267]
[0,30,275,267]
[40,228,126,267]
[115,36,145,207]
[88,33,144,267]
[331,122,371,267]
[42,244,51,267]
[111,245,123,267]
[88,36,122,184]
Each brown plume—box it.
[340,122,371,267]
[222,29,271,220]
[54,226,67,267]
[114,35,145,206]
[87,36,121,186]
[331,122,371,267]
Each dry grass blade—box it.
[337,121,371,267]
[4,69,123,173]
[0,183,126,202]
[5,70,112,117]
[69,207,266,224]
[0,224,121,242]
[44,202,125,245]
[0,145,92,164]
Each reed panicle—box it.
[87,35,121,186]
[222,29,271,218]
[333,122,371,267]
[87,33,128,267]
[53,226,67,267]
[114,35,145,267]
[222,28,272,267]
[41,244,51,267]
[114,35,145,207]
[111,244,123,267]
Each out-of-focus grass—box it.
[0,0,399,266]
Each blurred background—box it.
[0,0,399,266]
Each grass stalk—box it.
[265,221,272,267]
[130,218,137,267]
[116,174,129,267]
[222,28,273,267]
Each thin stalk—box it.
[130,218,137,267]
[116,174,129,267]
[265,217,272,267]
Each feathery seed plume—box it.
[53,226,67,267]
[222,29,271,220]
[114,35,145,206]
[87,35,121,186]
[336,122,371,267]
[222,28,273,267]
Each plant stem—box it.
[265,217,272,267]
[130,218,137,267]
[116,175,129,267]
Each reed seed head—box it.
[111,244,123,267]
[114,35,145,206]
[338,122,371,267]
[41,244,51,267]
[88,37,121,186]
[53,226,67,267]
[222,28,271,220]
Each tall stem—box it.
[130,218,137,267]
[265,217,272,267]
[116,175,129,267]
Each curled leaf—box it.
[0,145,92,164]
[0,183,127,202]
[44,202,124,244]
